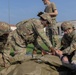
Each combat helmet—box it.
[38,13,52,24]
[61,21,74,31]
[0,22,10,36]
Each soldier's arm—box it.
[3,32,13,59]
[45,2,58,16]
[32,23,55,54]
[62,34,76,54]
[33,40,45,51]
[33,39,51,55]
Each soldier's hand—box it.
[55,50,63,56]
[49,47,56,55]
[41,50,51,56]
[41,50,47,56]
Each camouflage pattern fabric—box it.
[61,30,76,63]
[40,54,76,75]
[61,21,74,31]
[0,59,68,75]
[60,22,76,71]
[44,2,57,25]
[39,13,52,24]
[4,18,52,64]
[46,25,61,48]
[4,30,27,64]
[40,55,75,69]
[16,18,52,49]
[0,22,10,49]
[0,22,10,67]
[44,2,60,48]
[38,27,52,47]
[0,54,4,67]
[61,31,76,54]
[1,55,76,75]
[0,22,10,36]
[40,55,62,66]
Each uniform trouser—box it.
[3,40,30,65]
[46,25,61,48]
[4,48,31,64]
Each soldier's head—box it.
[0,22,10,36]
[61,21,74,34]
[42,0,50,5]
[0,22,10,46]
[38,13,52,27]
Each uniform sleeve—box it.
[39,36,52,49]
[33,39,44,51]
[38,28,53,49]
[52,2,57,10]
[62,34,76,54]
[31,23,44,51]
[32,22,52,50]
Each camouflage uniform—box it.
[4,18,52,64]
[44,2,57,25]
[60,21,76,74]
[39,13,60,49]
[61,22,76,60]
[44,2,59,48]
[0,22,11,67]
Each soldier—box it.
[55,22,76,64]
[3,13,54,65]
[0,22,11,67]
[55,21,76,74]
[42,0,59,48]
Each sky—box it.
[0,0,76,25]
